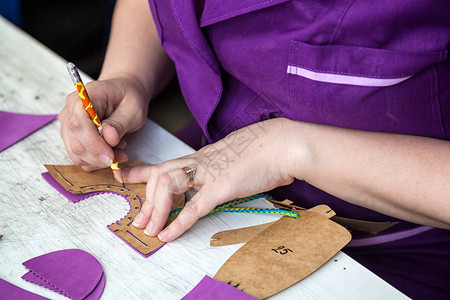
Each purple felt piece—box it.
[22,271,60,294]
[0,111,57,152]
[22,249,104,300]
[22,271,106,300]
[41,172,101,203]
[0,278,48,300]
[182,276,258,300]
[84,273,106,300]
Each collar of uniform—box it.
[199,0,290,27]
[170,0,220,74]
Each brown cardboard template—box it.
[269,199,397,234]
[214,210,352,299]
[44,161,185,257]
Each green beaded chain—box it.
[169,193,300,219]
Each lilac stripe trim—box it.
[347,226,433,247]
[287,65,411,87]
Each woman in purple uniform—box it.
[59,0,450,298]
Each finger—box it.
[129,165,156,228]
[62,130,97,169]
[64,93,116,168]
[145,168,193,236]
[143,175,175,236]
[157,186,218,242]
[101,101,146,147]
[122,157,199,184]
[116,139,127,150]
[113,148,128,164]
[128,159,200,229]
[132,197,154,229]
[121,165,152,184]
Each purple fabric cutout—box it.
[22,272,61,294]
[0,111,57,152]
[182,275,258,300]
[0,278,48,300]
[41,172,101,203]
[84,272,106,300]
[22,249,104,300]
[22,265,105,299]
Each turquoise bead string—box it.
[168,193,300,219]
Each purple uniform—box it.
[148,0,450,298]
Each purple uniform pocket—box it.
[287,40,448,138]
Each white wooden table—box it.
[0,16,408,299]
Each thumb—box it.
[101,120,124,147]
[101,105,145,147]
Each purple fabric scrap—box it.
[0,278,48,300]
[0,111,57,152]
[22,249,104,300]
[182,275,258,300]
[84,273,106,300]
[41,172,100,203]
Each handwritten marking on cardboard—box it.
[214,209,352,299]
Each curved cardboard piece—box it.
[43,161,185,257]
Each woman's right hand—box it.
[59,77,149,171]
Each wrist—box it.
[278,119,314,182]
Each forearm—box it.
[287,120,450,229]
[99,0,175,100]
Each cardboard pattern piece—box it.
[0,111,57,152]
[21,249,105,300]
[213,207,352,299]
[43,161,185,257]
[181,275,258,300]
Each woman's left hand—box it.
[123,118,304,241]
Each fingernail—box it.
[143,221,154,236]
[117,140,127,149]
[158,228,169,241]
[98,154,113,166]
[132,213,144,227]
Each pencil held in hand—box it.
[66,62,124,184]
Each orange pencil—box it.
[66,62,124,186]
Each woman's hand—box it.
[59,77,149,171]
[125,118,304,242]
[59,0,175,172]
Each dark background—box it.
[1,0,195,135]
[20,0,115,79]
